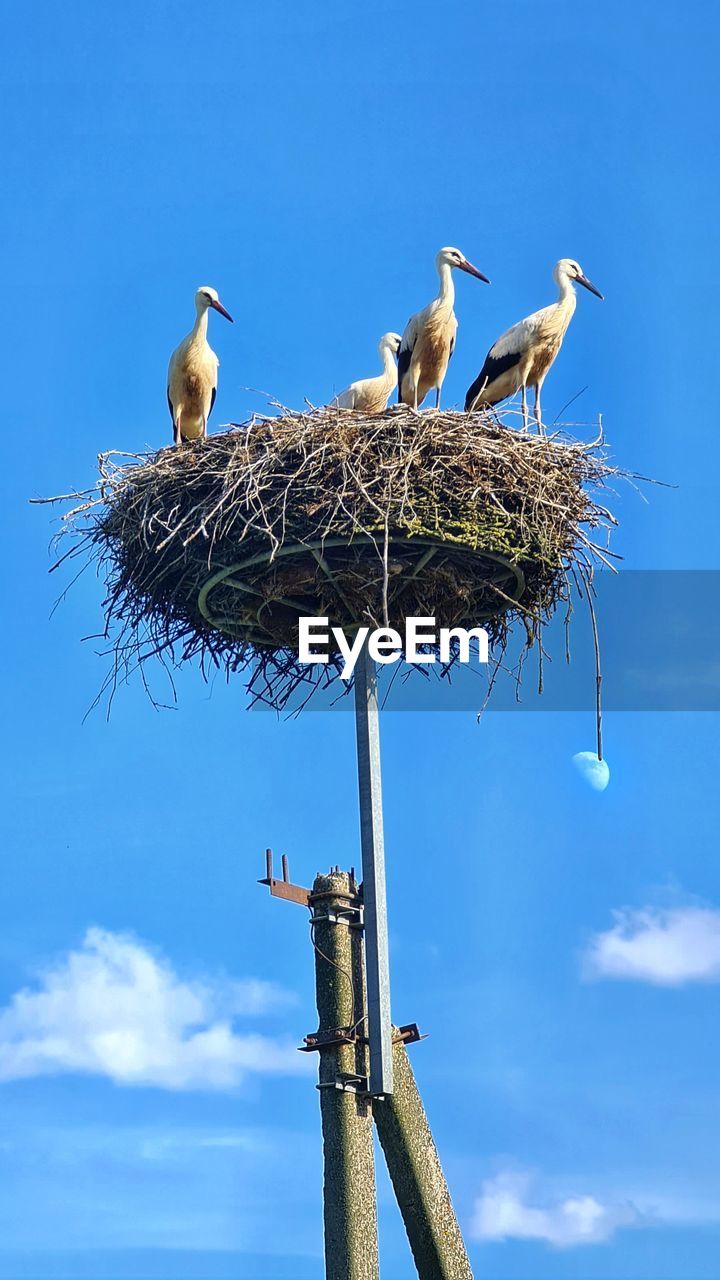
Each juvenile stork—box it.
[464,258,603,431]
[167,286,233,445]
[398,247,490,411]
[334,332,402,413]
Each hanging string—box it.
[580,565,603,762]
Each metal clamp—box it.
[300,1026,359,1053]
[317,1074,370,1095]
[310,905,364,929]
[301,1022,424,1055]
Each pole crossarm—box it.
[258,848,311,906]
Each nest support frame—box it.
[197,534,527,648]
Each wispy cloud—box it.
[583,904,720,986]
[470,1170,641,1248]
[0,927,310,1090]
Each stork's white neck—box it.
[380,344,397,375]
[436,260,456,308]
[555,272,577,310]
[192,306,210,340]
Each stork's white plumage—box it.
[334,332,402,414]
[167,286,233,445]
[464,259,603,431]
[398,247,490,411]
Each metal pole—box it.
[354,641,394,1096]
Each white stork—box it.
[464,258,603,431]
[398,247,490,411]
[167,286,233,445]
[334,332,402,414]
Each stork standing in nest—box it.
[464,258,603,431]
[334,332,402,413]
[167,287,233,445]
[398,247,490,411]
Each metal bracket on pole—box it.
[354,642,394,1097]
[258,848,311,907]
[310,905,364,929]
[300,1023,424,1056]
[317,1074,370,1095]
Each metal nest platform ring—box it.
[197,534,526,650]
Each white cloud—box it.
[0,927,310,1090]
[584,905,720,986]
[470,1171,640,1248]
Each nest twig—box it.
[39,404,625,713]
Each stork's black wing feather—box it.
[397,344,412,404]
[210,386,217,416]
[167,389,174,422]
[464,348,522,411]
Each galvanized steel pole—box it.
[353,642,394,1097]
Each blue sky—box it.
[2,1,720,1277]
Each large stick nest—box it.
[46,405,622,711]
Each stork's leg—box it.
[533,384,544,435]
[173,412,183,447]
[201,417,208,441]
[409,363,421,414]
[520,385,529,432]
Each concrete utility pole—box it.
[374,1035,474,1280]
[311,869,379,1280]
[260,857,473,1280]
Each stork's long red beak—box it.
[576,274,604,300]
[459,259,491,284]
[211,299,234,322]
